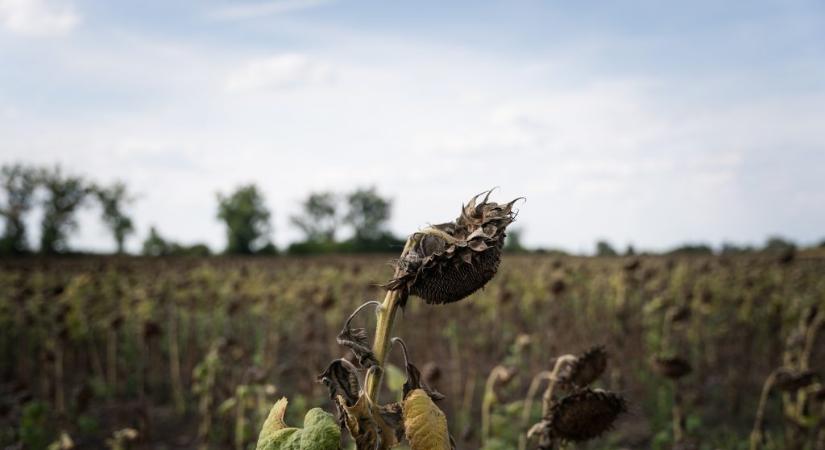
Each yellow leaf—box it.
[403,389,450,450]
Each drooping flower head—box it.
[385,190,522,305]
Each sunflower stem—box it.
[541,355,577,417]
[750,369,778,450]
[364,289,402,402]
[364,237,414,402]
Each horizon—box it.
[2,0,824,253]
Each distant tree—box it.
[255,242,278,256]
[720,242,754,255]
[504,228,527,253]
[595,240,618,257]
[533,247,569,256]
[764,236,796,252]
[94,182,135,254]
[344,187,391,243]
[171,242,212,257]
[290,192,338,243]
[624,244,636,256]
[141,226,212,256]
[667,243,714,255]
[142,226,171,256]
[0,164,38,255]
[38,167,90,254]
[216,184,272,254]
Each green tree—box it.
[94,181,135,254]
[720,242,753,255]
[344,187,391,243]
[595,240,618,257]
[764,235,796,252]
[503,228,527,253]
[39,166,89,254]
[216,184,272,254]
[0,164,38,255]
[667,243,713,255]
[290,191,338,243]
[142,226,170,256]
[142,226,212,256]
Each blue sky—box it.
[1,0,824,253]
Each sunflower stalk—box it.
[750,369,778,450]
[541,355,577,416]
[364,238,414,402]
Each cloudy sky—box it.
[1,0,824,253]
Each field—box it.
[1,252,824,449]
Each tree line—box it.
[2,163,822,257]
[0,163,403,256]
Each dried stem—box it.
[482,365,512,446]
[519,370,553,450]
[106,328,117,399]
[750,369,779,450]
[672,380,685,443]
[521,370,553,426]
[541,355,577,417]
[801,312,824,371]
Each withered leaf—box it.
[378,402,405,443]
[394,338,445,401]
[338,308,378,369]
[527,419,555,450]
[402,361,445,402]
[337,393,401,450]
[318,359,360,407]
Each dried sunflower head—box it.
[385,190,521,305]
[651,356,692,380]
[546,388,626,442]
[557,346,608,389]
[774,368,817,392]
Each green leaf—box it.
[257,397,341,450]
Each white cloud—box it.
[207,0,333,21]
[2,21,824,253]
[225,53,333,92]
[0,0,79,36]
